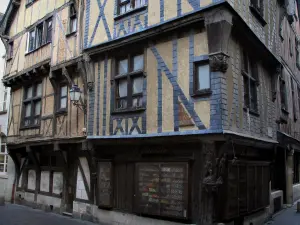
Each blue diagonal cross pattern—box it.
[89,0,112,47]
[150,46,206,130]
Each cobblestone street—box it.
[0,204,101,225]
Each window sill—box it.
[25,42,51,56]
[114,5,148,21]
[243,107,260,117]
[55,109,68,115]
[111,107,146,115]
[249,5,267,26]
[19,125,40,130]
[66,31,77,38]
[191,89,212,97]
[0,110,7,115]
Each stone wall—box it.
[293,183,300,202]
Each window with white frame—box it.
[26,18,53,53]
[0,88,8,112]
[117,0,146,15]
[0,136,8,173]
[69,3,77,33]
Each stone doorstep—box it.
[62,212,73,217]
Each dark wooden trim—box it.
[78,158,91,200]
[74,198,91,204]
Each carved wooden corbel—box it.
[62,66,74,87]
[26,146,40,172]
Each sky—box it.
[0,0,9,14]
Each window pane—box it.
[0,155,4,164]
[36,24,43,48]
[36,83,42,96]
[197,64,210,90]
[117,79,128,97]
[71,17,77,32]
[61,85,68,97]
[132,76,143,94]
[46,19,52,43]
[26,86,33,99]
[25,103,31,117]
[0,145,5,153]
[29,30,35,51]
[133,55,144,71]
[35,101,41,116]
[133,97,142,107]
[0,164,4,172]
[135,0,146,7]
[118,59,128,74]
[60,97,67,109]
[117,99,127,109]
[34,118,40,125]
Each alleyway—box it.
[0,204,102,225]
[265,202,300,225]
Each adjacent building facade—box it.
[1,0,300,225]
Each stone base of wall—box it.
[293,184,300,202]
[73,201,194,225]
[243,209,269,225]
[14,191,62,214]
[269,190,284,215]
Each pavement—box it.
[0,203,102,225]
[265,202,300,225]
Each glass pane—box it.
[197,64,210,90]
[120,5,126,14]
[0,155,4,164]
[118,59,128,74]
[34,101,41,116]
[135,0,146,8]
[61,85,68,97]
[133,97,142,107]
[133,55,144,71]
[60,97,67,109]
[34,118,40,125]
[0,164,4,172]
[117,99,127,109]
[0,145,5,153]
[117,79,128,97]
[132,77,143,94]
[71,18,77,32]
[26,86,33,99]
[36,83,42,96]
[25,119,30,126]
[25,103,31,117]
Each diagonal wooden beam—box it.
[62,66,74,88]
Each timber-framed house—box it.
[0,0,89,214]
[1,0,300,225]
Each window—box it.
[242,51,259,113]
[69,4,77,33]
[193,61,210,95]
[8,42,13,59]
[291,78,297,120]
[289,38,293,57]
[27,29,36,52]
[294,153,300,184]
[22,82,42,127]
[0,88,7,112]
[118,0,146,15]
[114,53,144,111]
[26,0,35,6]
[26,18,52,52]
[280,76,288,111]
[296,41,300,69]
[58,85,68,111]
[250,0,264,16]
[35,23,43,49]
[0,136,7,173]
[45,18,53,43]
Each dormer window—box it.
[118,0,146,15]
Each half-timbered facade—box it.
[1,0,88,214]
[81,0,281,225]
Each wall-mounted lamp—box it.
[70,85,86,112]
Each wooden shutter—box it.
[97,162,113,208]
[136,163,189,219]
